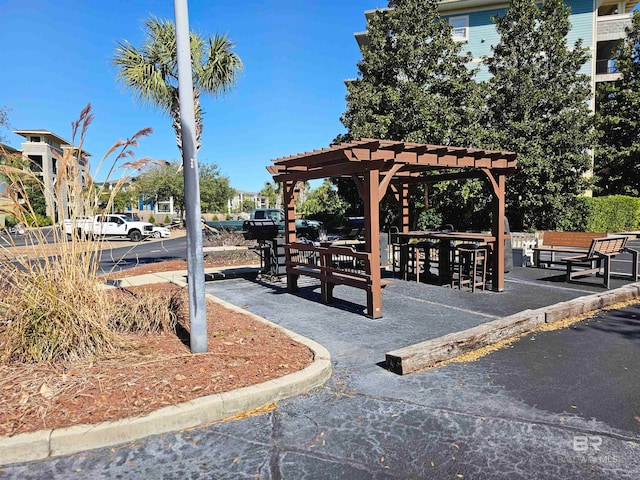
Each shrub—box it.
[212,214,219,221]
[4,215,19,228]
[25,212,52,227]
[164,214,171,225]
[148,214,156,224]
[581,195,640,233]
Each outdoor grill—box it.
[242,219,285,278]
[242,219,280,241]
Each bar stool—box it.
[451,243,487,292]
[414,240,437,283]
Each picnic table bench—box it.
[533,231,606,267]
[563,235,638,288]
[285,242,388,318]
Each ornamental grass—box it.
[0,105,176,364]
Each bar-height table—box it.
[395,231,497,286]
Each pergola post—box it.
[486,171,506,292]
[284,180,300,293]
[364,168,382,318]
[283,180,299,244]
[400,182,410,233]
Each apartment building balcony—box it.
[597,13,634,42]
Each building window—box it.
[449,16,469,42]
[30,136,41,143]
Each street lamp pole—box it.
[173,0,207,353]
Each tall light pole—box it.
[174,0,207,353]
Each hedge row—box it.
[577,195,640,233]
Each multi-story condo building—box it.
[355,0,638,107]
[13,129,90,221]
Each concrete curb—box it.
[386,282,640,375]
[0,273,331,466]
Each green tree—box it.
[135,160,233,214]
[259,181,277,208]
[300,179,349,230]
[595,11,640,196]
[341,0,483,145]
[111,187,137,212]
[240,197,255,213]
[134,161,184,212]
[484,0,594,231]
[199,163,234,212]
[337,0,485,230]
[113,16,242,152]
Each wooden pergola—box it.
[267,138,518,318]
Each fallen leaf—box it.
[175,374,186,381]
[634,416,640,423]
[380,456,385,463]
[430,461,435,467]
[39,383,54,400]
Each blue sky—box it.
[0,0,377,192]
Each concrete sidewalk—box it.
[3,264,640,479]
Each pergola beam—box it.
[269,138,518,316]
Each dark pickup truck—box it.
[203,219,245,231]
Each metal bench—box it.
[533,231,605,267]
[563,235,638,288]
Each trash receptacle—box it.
[504,216,513,273]
[379,233,389,266]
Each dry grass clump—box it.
[0,104,173,364]
[109,287,180,334]
[0,270,122,363]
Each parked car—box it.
[7,223,24,235]
[151,226,171,238]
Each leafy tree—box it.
[259,181,277,208]
[240,197,255,213]
[300,180,348,216]
[300,179,349,230]
[135,160,233,214]
[113,16,242,152]
[595,11,640,196]
[111,187,137,212]
[337,0,485,229]
[484,0,594,231]
[341,0,483,145]
[198,163,234,212]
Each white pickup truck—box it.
[63,214,154,242]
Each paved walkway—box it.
[4,264,640,479]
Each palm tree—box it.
[113,16,242,152]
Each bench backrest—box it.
[542,231,605,248]
[588,235,628,257]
